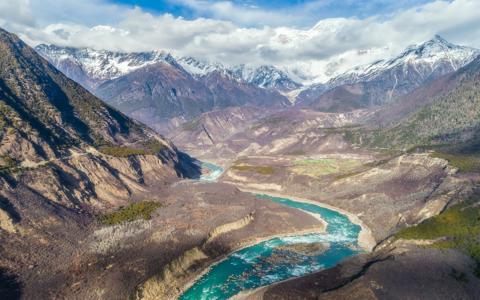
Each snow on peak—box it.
[37,44,302,91]
[36,36,478,94]
[392,34,475,66]
[175,56,226,76]
[328,35,480,86]
[169,56,301,90]
[35,44,173,81]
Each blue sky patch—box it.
[112,0,436,27]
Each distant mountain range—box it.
[166,36,480,157]
[35,44,292,132]
[35,44,301,93]
[36,35,479,132]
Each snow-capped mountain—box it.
[296,35,480,110]
[328,35,479,88]
[174,56,225,76]
[36,44,302,92]
[234,65,302,91]
[35,44,291,131]
[35,44,177,90]
[175,56,301,91]
[36,35,480,115]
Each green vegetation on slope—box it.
[290,158,361,178]
[231,165,276,175]
[99,146,150,157]
[430,152,480,172]
[396,200,480,277]
[142,139,168,153]
[362,59,480,149]
[250,116,287,130]
[99,139,167,157]
[99,201,163,226]
[0,155,16,171]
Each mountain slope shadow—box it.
[0,267,22,300]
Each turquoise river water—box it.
[180,163,362,299]
[199,162,225,182]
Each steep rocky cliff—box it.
[0,27,201,298]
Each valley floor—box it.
[178,149,480,299]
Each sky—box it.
[1,0,480,81]
[112,0,436,26]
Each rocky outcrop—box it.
[0,208,15,233]
[137,247,209,300]
[205,212,255,244]
[136,213,256,300]
[170,106,271,149]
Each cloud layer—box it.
[1,0,480,82]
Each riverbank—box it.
[235,187,377,252]
[178,225,327,299]
[176,162,375,299]
[200,161,375,251]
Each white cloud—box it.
[1,0,480,83]
[169,0,303,27]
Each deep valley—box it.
[1,9,480,300]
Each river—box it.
[180,162,363,299]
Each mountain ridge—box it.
[36,44,292,130]
[35,44,302,93]
[296,35,479,111]
[364,54,480,148]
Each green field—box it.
[290,158,361,178]
[231,165,276,175]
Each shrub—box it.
[142,139,167,153]
[99,201,163,226]
[0,155,17,171]
[99,146,148,157]
[99,139,167,157]
[430,152,480,172]
[291,158,361,178]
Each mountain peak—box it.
[35,44,177,89]
[322,35,480,102]
[401,35,458,56]
[37,44,302,92]
[430,34,451,45]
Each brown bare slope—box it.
[95,64,290,133]
[0,27,203,299]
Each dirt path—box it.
[19,147,101,169]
